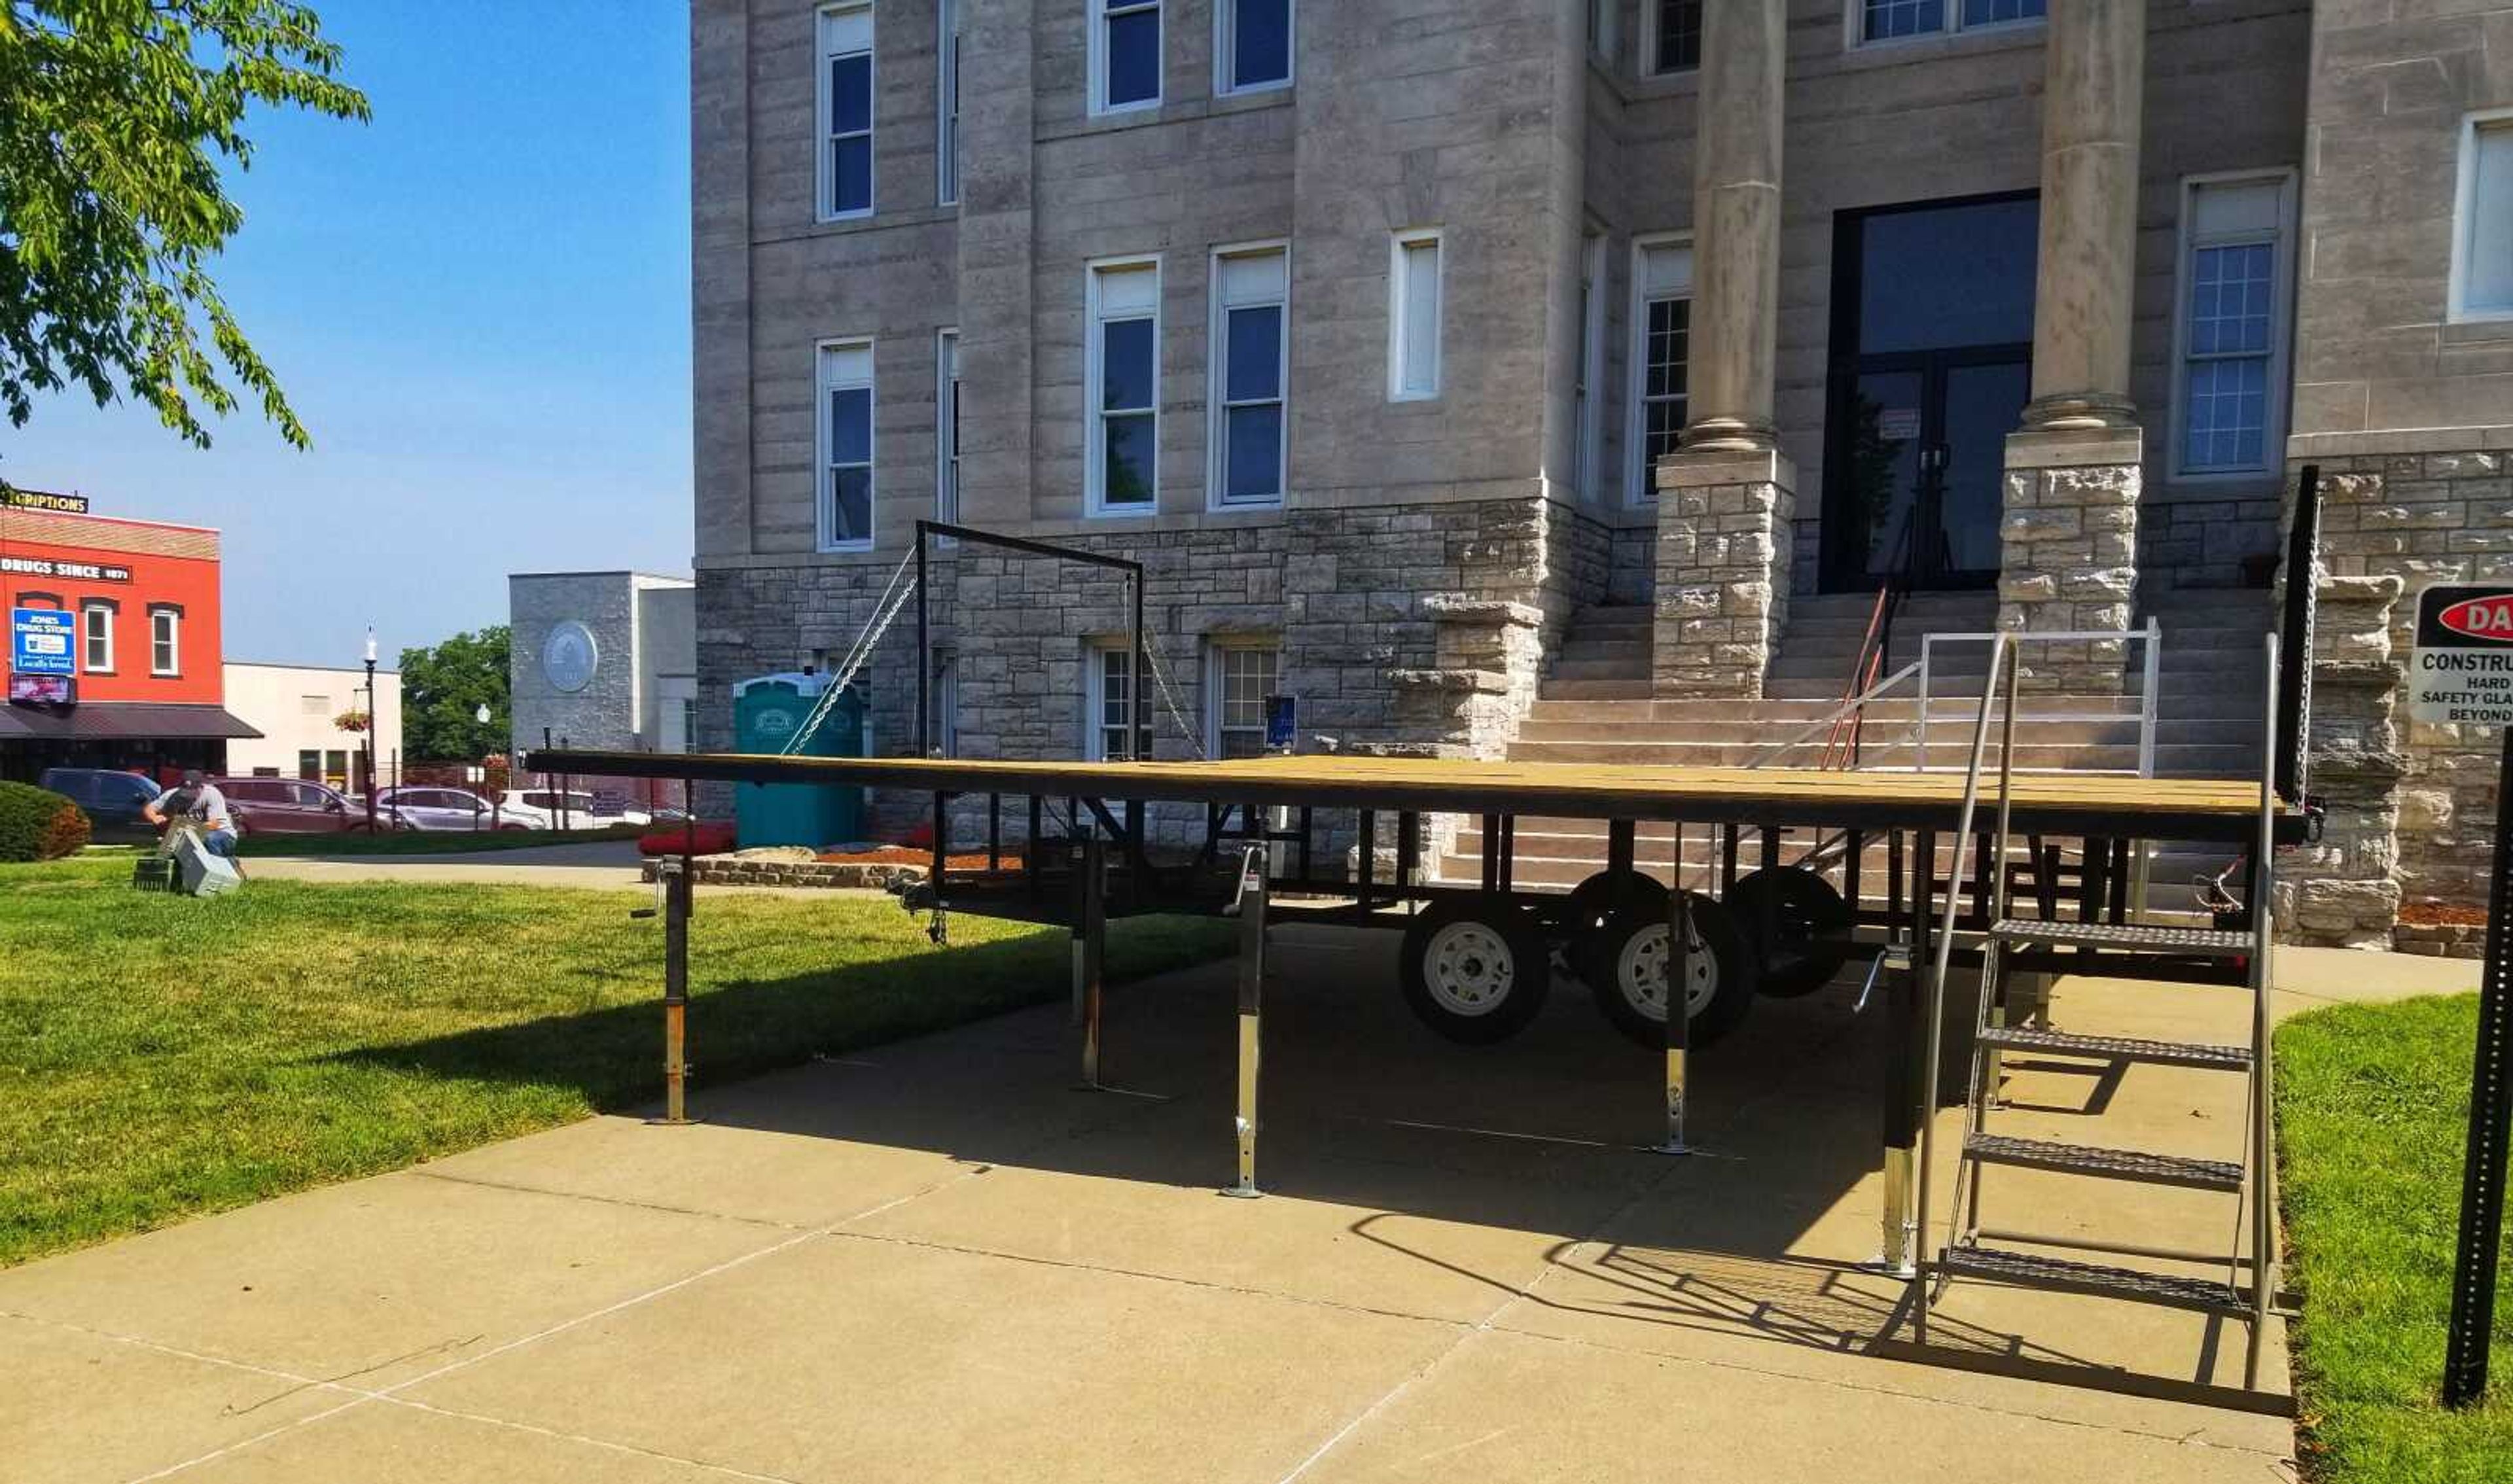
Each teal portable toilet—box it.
[732,673,866,847]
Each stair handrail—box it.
[1936,637,2026,1277]
[1743,657,1925,770]
[1912,621,2165,777]
[1910,627,2021,1335]
[1821,514,1917,769]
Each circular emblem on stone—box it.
[544,620,598,694]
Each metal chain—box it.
[1139,635,1208,760]
[785,550,920,755]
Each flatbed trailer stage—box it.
[529,747,2299,1250]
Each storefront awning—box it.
[0,703,263,741]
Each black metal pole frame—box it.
[2444,723,2513,1408]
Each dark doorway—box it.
[1823,193,2039,592]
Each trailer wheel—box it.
[1400,898,1552,1045]
[1561,868,1667,973]
[1584,894,1753,1050]
[1728,866,1855,999]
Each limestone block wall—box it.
[699,493,1599,854]
[1652,451,1794,699]
[2276,451,2513,945]
[1996,433,2141,692]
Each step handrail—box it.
[1912,627,2020,1336]
[1915,618,2164,779]
[1743,658,1925,770]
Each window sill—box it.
[1821,20,2044,76]
[1043,87,1292,144]
[1084,504,1161,520]
[764,203,959,247]
[2442,315,2513,344]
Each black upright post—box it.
[916,524,931,758]
[1130,573,1149,764]
[2444,726,2513,1408]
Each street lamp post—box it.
[476,703,493,829]
[363,626,378,834]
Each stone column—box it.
[1681,0,1784,454]
[2021,0,2143,434]
[2000,0,2147,690]
[1656,0,1791,699]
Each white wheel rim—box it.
[1616,919,1717,1022]
[1423,921,1517,1017]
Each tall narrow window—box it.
[936,329,962,525]
[1647,1,1701,74]
[1094,0,1161,114]
[1088,259,1161,514]
[1389,231,1442,401]
[1211,246,1288,507]
[817,5,874,220]
[1088,644,1144,760]
[2452,115,2513,321]
[1629,238,1694,501]
[149,605,180,677]
[1573,234,1605,502]
[2175,175,2292,477]
[1219,0,1290,94]
[817,339,876,549]
[937,0,961,205]
[1209,643,1280,759]
[81,601,114,673]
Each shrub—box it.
[0,782,90,862]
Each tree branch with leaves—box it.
[0,1,367,463]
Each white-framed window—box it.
[1217,0,1291,94]
[1642,0,1702,75]
[1086,642,1145,760]
[80,601,113,673]
[149,605,180,677]
[935,654,961,758]
[1587,0,1618,63]
[1207,641,1280,759]
[1086,256,1162,515]
[937,0,961,205]
[936,328,962,525]
[1209,243,1289,508]
[1626,235,1694,503]
[1388,229,1443,401]
[1855,0,2042,46]
[816,3,874,221]
[2171,172,2295,479]
[2451,111,2513,323]
[1572,232,1606,503]
[816,338,876,550]
[1090,0,1161,115]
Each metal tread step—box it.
[1935,1245,2251,1314]
[1989,918,2251,957]
[1963,1133,2244,1192]
[1977,1026,2251,1071]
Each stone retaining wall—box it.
[643,857,925,891]
[2277,450,2513,947]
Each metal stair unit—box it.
[1912,631,2283,1389]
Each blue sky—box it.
[1,2,694,668]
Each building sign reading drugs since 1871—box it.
[2410,585,2513,728]
[0,554,132,584]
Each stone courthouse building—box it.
[689,0,2513,947]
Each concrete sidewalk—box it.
[1,934,2472,1483]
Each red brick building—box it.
[1,491,258,783]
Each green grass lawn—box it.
[232,823,647,857]
[0,859,1230,1267]
[2277,993,2513,1481]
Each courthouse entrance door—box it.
[1823,194,2039,592]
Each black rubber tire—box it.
[1582,893,1755,1051]
[1728,865,1856,999]
[1399,897,1553,1046]
[1561,868,1669,983]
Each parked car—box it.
[493,788,651,830]
[212,776,392,834]
[372,785,519,832]
[35,767,176,845]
